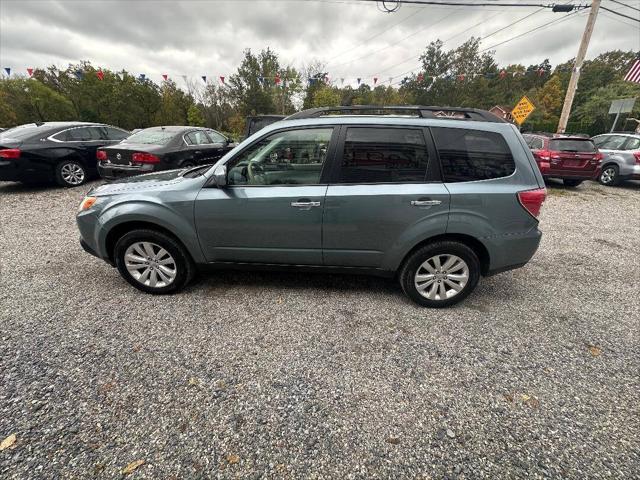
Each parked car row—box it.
[522,131,640,187]
[0,122,235,187]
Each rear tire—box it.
[563,179,583,187]
[599,164,619,186]
[55,160,87,187]
[114,229,195,294]
[399,241,480,308]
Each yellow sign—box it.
[511,96,535,125]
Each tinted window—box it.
[103,127,129,141]
[523,135,544,149]
[431,128,515,182]
[185,131,212,145]
[592,135,610,147]
[207,129,227,143]
[623,137,640,150]
[123,129,176,145]
[549,139,596,152]
[338,127,428,183]
[594,135,627,150]
[63,127,99,141]
[227,128,332,186]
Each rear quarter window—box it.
[549,139,596,152]
[431,127,515,182]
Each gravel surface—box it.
[1,179,639,479]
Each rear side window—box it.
[185,131,212,145]
[338,127,429,183]
[103,127,129,141]
[61,127,100,141]
[549,139,596,152]
[431,127,515,182]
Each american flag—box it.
[623,57,640,84]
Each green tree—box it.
[187,104,206,126]
[311,85,341,107]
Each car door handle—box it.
[411,200,441,206]
[291,201,321,208]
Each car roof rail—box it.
[285,105,506,123]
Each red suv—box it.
[522,134,602,187]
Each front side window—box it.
[185,130,212,146]
[103,127,130,141]
[431,127,515,183]
[338,127,429,183]
[227,128,332,186]
[206,130,227,144]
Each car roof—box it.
[137,126,204,133]
[259,115,516,136]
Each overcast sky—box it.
[0,0,638,87]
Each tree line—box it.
[1,41,638,138]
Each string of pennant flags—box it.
[1,65,578,87]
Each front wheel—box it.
[55,160,87,187]
[563,179,583,187]
[399,241,480,308]
[114,229,195,294]
[599,165,619,186]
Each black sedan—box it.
[97,126,236,180]
[0,122,130,187]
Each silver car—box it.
[77,106,546,308]
[592,133,640,186]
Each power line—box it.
[609,0,640,13]
[351,0,589,8]
[480,7,545,41]
[600,5,640,21]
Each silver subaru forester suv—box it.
[77,106,547,307]
[592,133,640,186]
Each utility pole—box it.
[557,0,601,134]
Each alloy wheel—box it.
[60,163,85,185]
[600,167,616,185]
[414,254,469,301]
[124,241,177,288]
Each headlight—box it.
[78,196,98,212]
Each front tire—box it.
[563,179,583,187]
[399,241,480,308]
[114,229,195,294]
[599,165,619,186]
[55,160,87,187]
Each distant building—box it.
[489,105,514,123]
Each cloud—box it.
[0,0,637,86]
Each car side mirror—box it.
[213,164,227,187]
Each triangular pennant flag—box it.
[499,70,507,79]
[3,67,10,76]
[139,73,146,81]
[201,75,207,83]
[274,74,281,85]
[537,68,545,77]
[417,73,424,82]
[75,70,84,80]
[181,75,188,82]
[96,70,104,81]
[219,76,225,84]
[162,74,168,81]
[27,68,34,77]
[357,78,361,85]
[373,77,378,85]
[457,74,465,81]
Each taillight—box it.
[518,188,546,219]
[634,152,640,165]
[548,151,561,160]
[96,150,107,161]
[537,150,551,161]
[595,152,603,162]
[0,148,21,159]
[132,152,160,164]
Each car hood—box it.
[89,169,191,196]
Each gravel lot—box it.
[1,179,638,479]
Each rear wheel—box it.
[599,165,619,186]
[563,179,583,187]
[399,241,480,308]
[55,160,87,187]
[114,229,195,294]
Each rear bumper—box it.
[483,228,542,276]
[98,162,154,180]
[0,161,49,182]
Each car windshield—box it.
[549,139,596,152]
[122,129,176,145]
